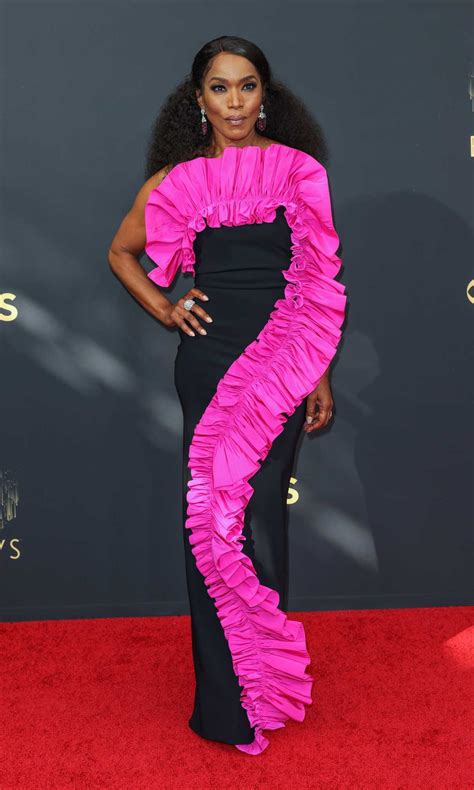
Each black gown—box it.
[174,207,306,745]
[144,142,346,755]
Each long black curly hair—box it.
[144,35,331,180]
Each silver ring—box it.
[183,298,195,311]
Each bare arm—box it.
[107,169,213,336]
[107,168,180,325]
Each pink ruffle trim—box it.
[145,144,347,754]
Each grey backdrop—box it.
[1,1,472,621]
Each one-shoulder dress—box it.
[144,143,347,755]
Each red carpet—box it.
[1,606,472,789]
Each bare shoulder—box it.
[108,164,172,257]
[132,164,171,213]
[146,164,172,191]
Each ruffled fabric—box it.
[145,143,347,754]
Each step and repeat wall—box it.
[1,2,472,620]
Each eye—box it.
[210,82,257,92]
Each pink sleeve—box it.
[144,184,186,287]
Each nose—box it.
[227,88,243,108]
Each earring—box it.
[256,104,266,131]
[200,107,208,136]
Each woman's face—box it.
[196,53,264,145]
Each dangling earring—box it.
[256,103,266,131]
[200,107,208,136]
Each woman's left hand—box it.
[303,374,334,433]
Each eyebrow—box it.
[208,75,257,83]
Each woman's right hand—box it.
[107,172,213,334]
[161,288,213,337]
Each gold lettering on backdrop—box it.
[8,538,21,560]
[0,538,21,560]
[0,471,21,560]
[467,280,474,304]
[0,293,18,321]
[287,476,299,505]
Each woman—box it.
[108,35,347,755]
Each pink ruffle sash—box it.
[145,143,347,754]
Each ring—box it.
[183,298,195,311]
